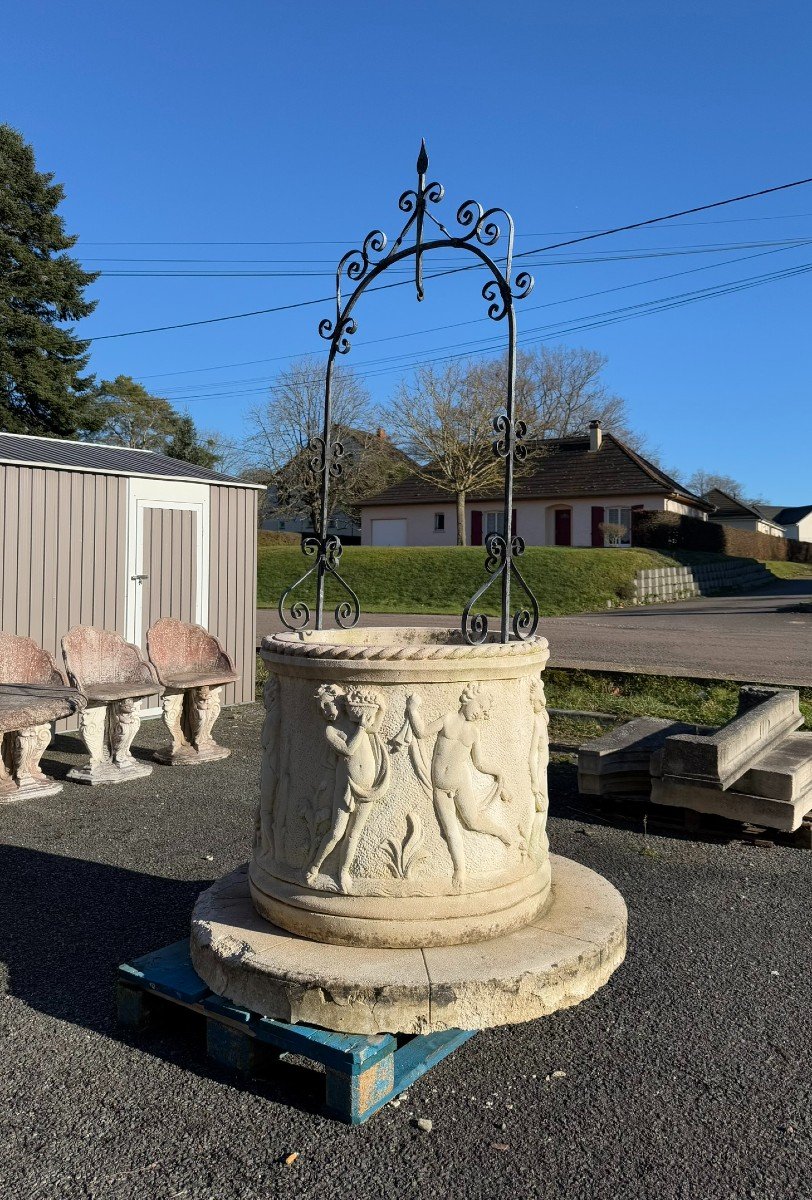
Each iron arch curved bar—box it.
[276,144,538,641]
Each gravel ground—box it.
[2,704,811,1200]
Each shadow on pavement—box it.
[0,845,324,1114]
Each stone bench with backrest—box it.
[147,618,238,766]
[62,626,159,784]
[0,632,85,802]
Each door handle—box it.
[131,574,149,582]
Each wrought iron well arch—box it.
[278,140,539,645]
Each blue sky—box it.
[4,1,811,502]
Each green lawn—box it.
[761,559,812,580]
[257,544,683,617]
[544,668,812,742]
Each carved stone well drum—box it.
[191,626,627,1034]
[250,627,553,948]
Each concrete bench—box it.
[0,633,85,802]
[147,618,238,766]
[62,626,159,784]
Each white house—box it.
[704,489,787,537]
[758,504,812,543]
[359,421,711,547]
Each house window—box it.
[604,506,631,546]
[434,512,445,531]
[485,511,506,536]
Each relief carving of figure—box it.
[306,685,390,892]
[527,677,550,857]
[401,683,513,891]
[257,675,281,855]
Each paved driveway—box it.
[257,579,812,686]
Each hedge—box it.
[632,511,812,563]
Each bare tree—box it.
[686,470,766,506]
[471,345,635,442]
[387,346,640,546]
[388,360,512,546]
[246,357,407,532]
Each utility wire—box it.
[156,256,812,403]
[153,238,812,392]
[74,209,812,247]
[87,173,812,340]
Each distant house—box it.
[704,489,787,538]
[358,421,712,547]
[757,504,812,543]
[261,427,413,543]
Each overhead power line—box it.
[155,256,812,403]
[74,210,812,247]
[152,239,812,393]
[87,173,812,341]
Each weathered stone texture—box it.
[147,619,237,765]
[190,856,627,1034]
[62,626,158,784]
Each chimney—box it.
[376,427,388,440]
[588,419,602,452]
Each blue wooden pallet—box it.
[117,940,476,1125]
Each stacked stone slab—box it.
[651,686,812,832]
[633,560,774,605]
[578,687,812,836]
[578,717,714,797]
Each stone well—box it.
[191,627,627,1034]
[249,627,553,949]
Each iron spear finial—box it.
[417,138,429,178]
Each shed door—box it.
[141,507,198,636]
[371,518,407,546]
[126,479,210,717]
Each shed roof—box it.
[360,432,712,511]
[0,432,263,489]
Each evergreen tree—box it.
[94,374,220,469]
[0,124,100,436]
[165,414,219,469]
[93,375,181,449]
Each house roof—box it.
[359,432,713,511]
[758,503,812,526]
[705,488,786,530]
[704,488,761,518]
[0,432,264,489]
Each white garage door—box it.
[371,518,407,547]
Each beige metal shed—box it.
[0,433,262,723]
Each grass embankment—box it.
[761,560,812,580]
[257,544,681,617]
[545,668,812,744]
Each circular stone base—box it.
[190,856,627,1035]
[248,859,552,949]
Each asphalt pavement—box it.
[2,706,811,1200]
[257,578,812,685]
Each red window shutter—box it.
[591,505,605,547]
[471,510,483,546]
[511,508,517,537]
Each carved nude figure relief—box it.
[399,683,514,891]
[306,684,390,892]
[527,677,550,857]
[257,675,281,855]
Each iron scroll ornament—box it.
[277,140,538,644]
